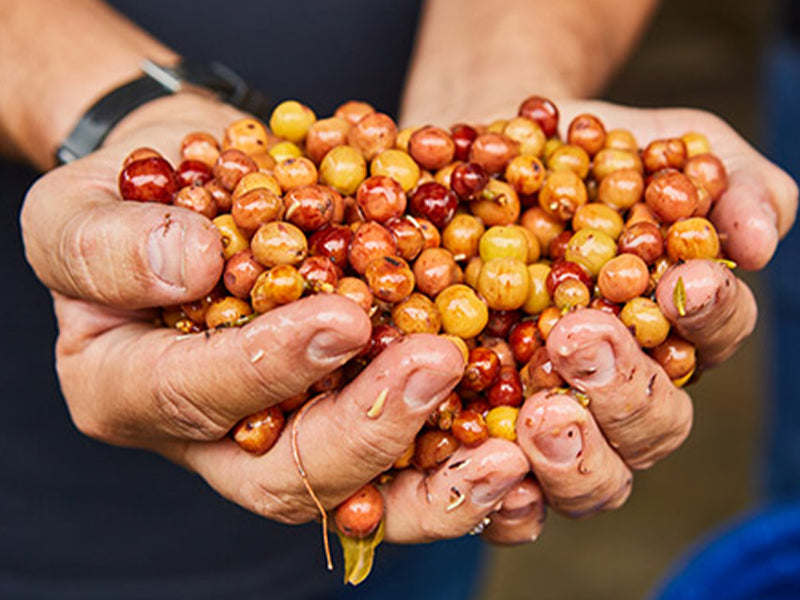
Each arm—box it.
[0,0,177,169]
[401,0,660,124]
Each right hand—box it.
[20,93,532,543]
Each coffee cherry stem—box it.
[291,391,335,571]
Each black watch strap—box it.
[56,60,272,165]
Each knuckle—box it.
[334,416,407,474]
[151,372,230,441]
[240,479,316,525]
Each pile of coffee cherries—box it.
[118,95,728,543]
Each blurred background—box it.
[480,1,779,598]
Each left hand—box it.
[388,100,797,546]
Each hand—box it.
[20,93,532,545]
[464,100,797,545]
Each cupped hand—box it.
[477,100,797,545]
[19,94,530,545]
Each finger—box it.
[516,389,632,518]
[56,294,371,443]
[382,438,529,543]
[656,259,757,366]
[481,478,547,545]
[162,334,465,524]
[545,309,693,469]
[21,172,224,309]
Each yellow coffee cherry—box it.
[319,145,367,195]
[523,263,552,315]
[564,228,617,277]
[620,297,671,348]
[485,406,519,441]
[477,258,530,310]
[212,214,249,260]
[268,141,303,163]
[371,149,420,193]
[435,284,488,339]
[269,100,316,143]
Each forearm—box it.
[400,0,660,125]
[0,0,178,169]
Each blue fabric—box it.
[651,503,800,600]
[762,38,800,503]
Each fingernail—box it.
[533,423,583,464]
[148,222,185,287]
[403,368,460,409]
[500,503,536,521]
[471,472,521,506]
[307,330,363,363]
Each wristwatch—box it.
[55,59,272,164]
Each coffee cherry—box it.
[567,114,607,156]
[604,129,638,152]
[618,221,664,265]
[520,346,564,395]
[644,170,698,223]
[251,222,308,267]
[523,263,553,315]
[408,126,455,171]
[232,406,285,455]
[223,117,271,155]
[442,214,485,261]
[508,320,540,364]
[545,260,593,296]
[335,484,384,539]
[620,297,671,348]
[224,249,266,299]
[548,144,591,179]
[684,153,728,201]
[451,162,489,200]
[320,145,367,195]
[214,149,258,191]
[370,149,420,193]
[572,203,624,240]
[477,258,530,311]
[484,309,521,339]
[451,410,489,446]
[250,265,304,312]
[598,253,650,303]
[305,117,350,164]
[564,228,618,277]
[232,188,284,231]
[427,391,462,430]
[409,182,458,229]
[270,100,316,143]
[391,293,442,334]
[176,159,213,188]
[539,169,588,220]
[213,214,250,260]
[348,222,398,274]
[336,277,373,313]
[469,132,518,174]
[651,334,697,381]
[386,216,425,261]
[450,123,479,161]
[665,217,720,262]
[173,184,217,219]
[487,365,523,408]
[413,430,460,470]
[335,100,375,125]
[284,184,337,232]
[348,112,397,161]
[118,157,177,203]
[485,406,519,441]
[356,176,407,223]
[413,247,460,297]
[364,256,415,303]
[299,256,339,292]
[181,132,220,166]
[462,347,500,392]
[205,296,253,328]
[518,95,559,138]
[436,284,489,339]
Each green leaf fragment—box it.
[339,519,385,586]
[673,276,687,317]
[713,258,738,270]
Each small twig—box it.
[446,486,465,512]
[291,392,335,571]
[250,350,265,364]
